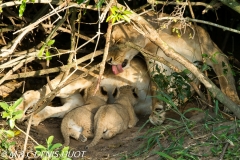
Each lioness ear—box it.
[132,88,138,98]
[100,86,108,96]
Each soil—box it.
[10,101,202,160]
[16,114,152,160]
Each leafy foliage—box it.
[126,103,240,159]
[152,64,192,108]
[0,98,23,155]
[35,135,71,160]
[0,98,23,129]
[38,40,55,60]
[106,6,132,24]
[19,0,27,17]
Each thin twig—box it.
[0,57,35,85]
[219,142,229,160]
[0,50,103,80]
[32,64,100,115]
[158,17,240,35]
[20,115,33,160]
[15,125,39,145]
[41,24,95,43]
[45,10,68,91]
[147,0,215,8]
[95,1,114,94]
[187,0,209,105]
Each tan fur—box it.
[61,84,110,146]
[16,57,151,126]
[86,85,139,149]
[107,11,239,125]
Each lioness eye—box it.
[122,59,128,68]
[107,58,113,64]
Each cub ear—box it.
[112,87,118,98]
[81,88,88,101]
[132,88,138,98]
[100,86,108,96]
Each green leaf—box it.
[210,56,218,64]
[201,63,210,72]
[202,54,208,58]
[12,110,23,120]
[46,51,52,60]
[2,111,10,119]
[123,10,132,15]
[47,40,55,46]
[96,0,105,8]
[35,145,46,151]
[61,146,69,153]
[49,143,62,151]
[112,17,116,24]
[77,0,85,4]
[38,45,46,59]
[155,152,176,160]
[106,16,112,22]
[0,102,9,110]
[9,119,15,129]
[47,135,54,146]
[12,98,23,109]
[183,108,202,115]
[5,130,15,138]
[122,15,131,23]
[19,0,26,17]
[110,6,118,15]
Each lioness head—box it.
[107,24,146,75]
[15,90,41,123]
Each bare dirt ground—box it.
[17,114,152,160]
[11,101,202,160]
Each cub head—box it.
[117,85,139,105]
[83,84,110,102]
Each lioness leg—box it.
[31,93,84,126]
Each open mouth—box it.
[111,59,128,75]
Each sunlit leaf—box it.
[49,143,62,151]
[38,45,46,59]
[0,102,9,110]
[122,15,131,23]
[5,130,15,138]
[47,135,54,146]
[12,98,23,109]
[13,110,23,120]
[46,51,52,60]
[47,40,55,46]
[9,119,15,129]
[19,0,26,17]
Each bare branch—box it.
[158,17,240,35]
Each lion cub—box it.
[86,85,139,149]
[61,84,112,146]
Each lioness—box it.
[107,11,239,125]
[16,57,151,126]
[61,84,112,146]
[86,85,139,149]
